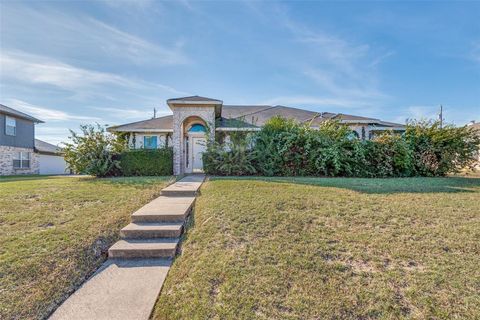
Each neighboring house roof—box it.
[469,122,480,130]
[373,120,407,128]
[35,139,63,155]
[0,104,44,123]
[108,103,405,132]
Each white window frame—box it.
[5,116,16,136]
[13,152,30,169]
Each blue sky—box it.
[1,0,479,144]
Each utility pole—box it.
[439,105,443,128]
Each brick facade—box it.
[0,145,39,175]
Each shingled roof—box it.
[107,115,173,132]
[0,104,44,123]
[469,122,480,131]
[35,139,63,155]
[108,103,405,132]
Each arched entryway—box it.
[182,116,207,173]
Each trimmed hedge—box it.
[119,148,173,176]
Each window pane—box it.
[13,152,21,160]
[21,160,30,168]
[6,125,15,136]
[6,116,16,127]
[143,136,157,149]
[188,124,206,133]
[13,160,21,168]
[5,116,16,136]
[22,152,30,160]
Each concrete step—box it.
[120,222,183,239]
[108,239,179,259]
[161,175,205,197]
[131,196,195,223]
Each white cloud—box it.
[0,51,186,96]
[405,105,441,121]
[89,19,189,65]
[244,2,392,107]
[101,0,155,10]
[392,105,479,126]
[303,69,387,101]
[1,51,130,90]
[6,99,100,121]
[262,95,369,108]
[35,127,74,145]
[92,107,171,119]
[1,4,189,66]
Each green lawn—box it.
[0,175,173,320]
[154,177,480,319]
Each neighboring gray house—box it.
[0,104,43,175]
[108,96,405,175]
[1,104,68,176]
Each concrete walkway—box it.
[50,175,205,320]
[161,174,205,197]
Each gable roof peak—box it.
[167,95,222,103]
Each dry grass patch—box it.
[154,177,480,319]
[0,175,173,320]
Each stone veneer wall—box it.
[171,106,216,175]
[0,145,39,175]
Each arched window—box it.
[188,123,206,133]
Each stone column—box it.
[171,106,216,176]
[172,111,182,175]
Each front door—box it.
[192,137,207,172]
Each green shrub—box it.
[204,117,479,177]
[203,132,256,176]
[405,120,480,176]
[361,133,413,177]
[119,148,173,176]
[304,120,359,177]
[253,117,308,176]
[63,124,120,177]
[253,117,359,176]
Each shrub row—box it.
[64,124,173,177]
[118,148,173,176]
[203,117,480,177]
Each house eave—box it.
[35,150,64,156]
[339,119,380,124]
[369,126,406,131]
[109,128,174,133]
[216,127,261,132]
[167,100,223,106]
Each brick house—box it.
[0,104,68,175]
[0,104,43,175]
